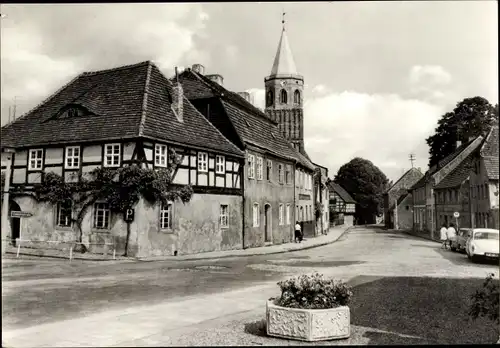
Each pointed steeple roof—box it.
[270,24,299,76]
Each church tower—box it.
[265,14,306,157]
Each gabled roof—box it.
[396,193,410,207]
[176,69,315,170]
[1,61,243,158]
[434,153,474,189]
[480,125,499,180]
[328,182,357,204]
[385,167,423,194]
[269,27,299,76]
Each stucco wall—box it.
[396,194,414,230]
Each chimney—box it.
[237,92,251,103]
[172,67,184,122]
[192,64,205,75]
[206,74,224,86]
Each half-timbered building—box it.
[1,61,246,257]
[328,182,356,227]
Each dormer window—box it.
[280,89,288,104]
[294,90,301,105]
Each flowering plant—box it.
[274,273,353,309]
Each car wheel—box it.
[451,246,456,252]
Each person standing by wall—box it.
[440,223,448,249]
[294,221,302,243]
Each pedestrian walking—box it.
[294,221,303,243]
[440,223,448,249]
[447,223,457,249]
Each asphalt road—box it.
[2,225,499,344]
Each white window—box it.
[155,144,167,167]
[253,203,260,227]
[286,204,291,225]
[28,149,43,170]
[279,204,284,225]
[256,157,263,180]
[104,143,121,167]
[197,152,208,172]
[278,164,284,184]
[216,155,225,174]
[266,160,272,181]
[65,146,80,169]
[295,169,299,186]
[220,204,229,228]
[160,202,173,229]
[93,203,110,229]
[56,200,72,227]
[285,165,291,184]
[248,154,255,179]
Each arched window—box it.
[266,90,274,107]
[280,89,288,104]
[294,90,301,105]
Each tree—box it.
[426,97,498,168]
[334,157,389,225]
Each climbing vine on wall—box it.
[31,149,193,253]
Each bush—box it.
[274,273,353,309]
[469,273,499,324]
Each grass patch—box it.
[350,276,499,344]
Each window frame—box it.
[56,200,73,228]
[253,203,260,227]
[104,143,121,168]
[215,155,225,174]
[248,154,255,179]
[278,163,284,184]
[65,146,81,169]
[197,152,208,172]
[256,156,263,180]
[160,202,173,230]
[220,204,229,228]
[286,203,291,225]
[294,89,301,105]
[285,165,291,184]
[93,202,110,230]
[155,144,168,168]
[279,204,284,226]
[280,89,288,104]
[266,160,272,181]
[28,148,44,171]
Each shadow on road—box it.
[350,276,499,345]
[244,319,267,337]
[362,330,436,345]
[432,248,500,267]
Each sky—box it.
[0,2,498,182]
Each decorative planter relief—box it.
[266,299,350,342]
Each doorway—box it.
[9,200,21,246]
[264,204,272,243]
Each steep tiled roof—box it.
[329,182,357,204]
[480,126,499,180]
[177,69,314,170]
[1,61,243,158]
[434,153,475,189]
[386,167,423,194]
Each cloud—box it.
[312,84,330,95]
[407,65,457,105]
[409,65,452,86]
[0,4,209,125]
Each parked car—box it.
[451,228,472,252]
[465,228,499,262]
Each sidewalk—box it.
[3,225,352,262]
[402,229,440,243]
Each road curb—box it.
[137,226,353,263]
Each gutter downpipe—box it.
[241,156,246,249]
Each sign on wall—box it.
[11,211,33,218]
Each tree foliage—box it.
[426,97,498,168]
[334,157,389,225]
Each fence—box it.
[8,239,116,261]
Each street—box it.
[2,225,499,346]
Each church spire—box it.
[270,12,298,76]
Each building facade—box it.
[1,61,246,257]
[328,182,356,227]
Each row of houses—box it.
[0,25,354,257]
[384,125,499,237]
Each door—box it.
[9,200,21,246]
[264,204,271,243]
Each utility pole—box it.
[409,154,416,168]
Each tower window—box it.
[294,90,301,105]
[266,90,274,107]
[280,89,288,104]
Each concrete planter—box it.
[266,299,350,342]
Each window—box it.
[160,202,173,229]
[65,146,80,169]
[155,144,168,167]
[280,89,288,104]
[104,143,121,167]
[266,90,274,107]
[56,200,72,227]
[279,204,284,225]
[294,90,301,105]
[286,204,291,225]
[266,160,272,181]
[28,149,43,170]
[197,152,208,172]
[253,203,260,227]
[256,157,263,180]
[216,155,225,174]
[278,164,284,184]
[93,203,110,229]
[248,154,255,179]
[285,165,291,184]
[220,204,229,228]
